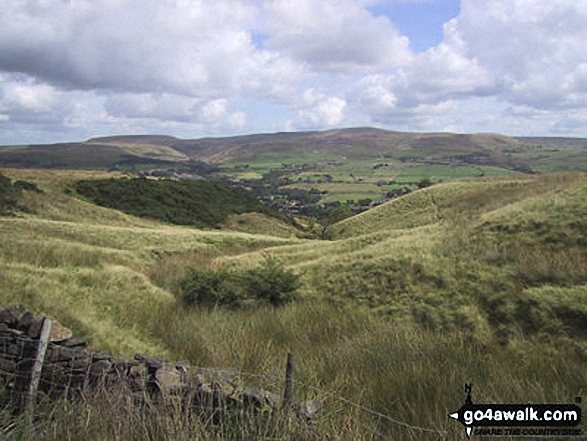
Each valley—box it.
[0,161,586,438]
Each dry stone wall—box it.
[0,304,319,423]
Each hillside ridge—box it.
[2,127,586,172]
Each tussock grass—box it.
[0,261,174,356]
[2,386,312,441]
[222,212,300,238]
[5,303,582,439]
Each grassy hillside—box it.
[1,168,586,439]
[307,173,587,340]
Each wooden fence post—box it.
[25,318,52,412]
[282,352,295,409]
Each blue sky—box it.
[1,0,587,144]
[368,1,460,52]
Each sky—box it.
[1,0,587,145]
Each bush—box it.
[417,178,433,189]
[0,172,22,215]
[242,255,301,306]
[179,268,239,308]
[178,255,301,308]
[75,177,266,228]
[13,180,43,193]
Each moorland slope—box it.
[0,168,586,439]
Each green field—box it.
[1,167,586,439]
[277,162,522,203]
[3,128,586,208]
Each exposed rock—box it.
[92,352,111,362]
[58,336,88,348]
[16,311,35,332]
[153,365,183,395]
[48,320,72,342]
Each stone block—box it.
[47,345,84,363]
[57,336,88,349]
[3,341,25,356]
[153,365,183,396]
[134,353,163,369]
[0,305,26,328]
[128,363,148,392]
[92,352,111,362]
[16,311,35,332]
[298,399,321,420]
[48,320,72,342]
[0,357,16,372]
[89,360,112,379]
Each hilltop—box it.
[3,127,586,223]
[2,127,586,173]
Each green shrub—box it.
[13,180,43,193]
[179,256,301,308]
[242,255,301,306]
[417,177,433,189]
[0,172,22,215]
[75,177,266,228]
[179,268,239,308]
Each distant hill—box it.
[2,128,586,174]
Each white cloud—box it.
[264,0,413,73]
[201,99,228,121]
[104,93,202,122]
[2,80,60,112]
[454,0,587,109]
[295,88,346,128]
[0,0,301,99]
[2,0,587,142]
[349,0,587,134]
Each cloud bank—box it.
[1,0,586,143]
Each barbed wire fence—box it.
[0,322,449,440]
